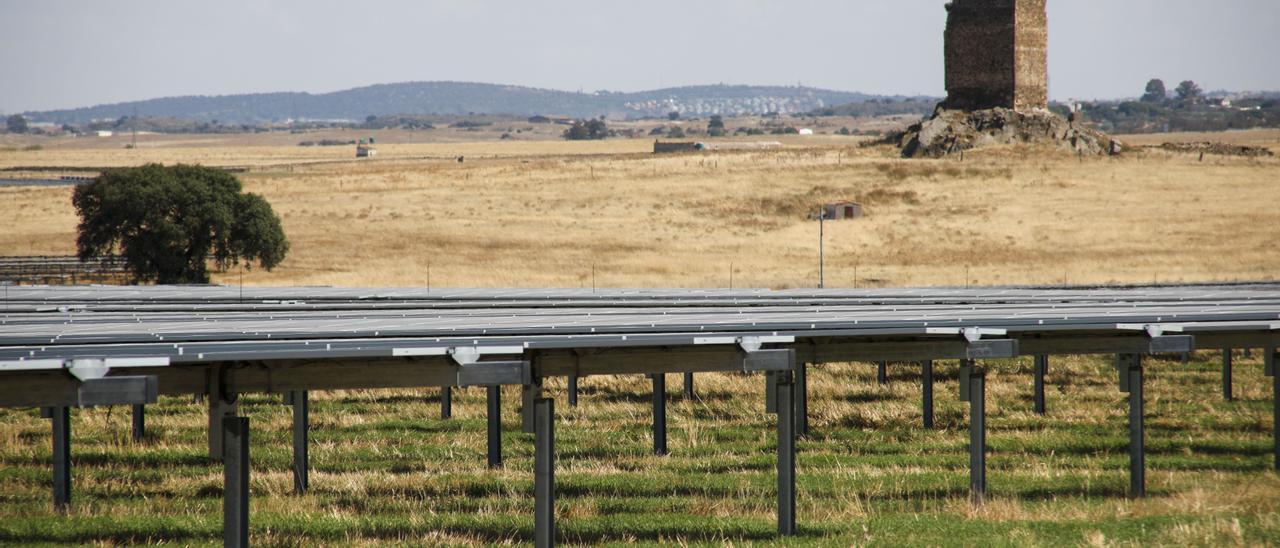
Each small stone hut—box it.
[822,201,863,220]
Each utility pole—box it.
[818,208,826,289]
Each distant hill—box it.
[23,82,882,125]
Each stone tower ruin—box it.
[944,0,1048,111]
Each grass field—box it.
[0,352,1276,546]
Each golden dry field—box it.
[1,130,1278,289]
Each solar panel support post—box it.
[958,360,971,401]
[440,387,452,419]
[1033,355,1048,415]
[877,362,888,385]
[223,416,250,548]
[567,375,579,407]
[131,403,145,442]
[684,372,694,400]
[775,371,796,536]
[795,361,809,438]
[1117,354,1145,498]
[922,360,935,429]
[290,390,309,494]
[522,378,543,434]
[46,406,71,513]
[764,371,778,413]
[958,360,986,504]
[487,386,502,468]
[1267,348,1277,470]
[533,397,555,548]
[652,374,668,456]
[1222,349,1233,401]
[207,367,237,461]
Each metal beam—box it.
[131,404,145,442]
[536,346,808,378]
[877,362,888,385]
[1192,333,1280,352]
[291,390,308,494]
[223,416,250,548]
[568,375,578,407]
[77,376,158,407]
[1222,349,1233,401]
[683,372,694,400]
[487,386,502,468]
[0,332,1233,410]
[652,374,667,456]
[440,387,452,420]
[1033,355,1048,415]
[534,397,555,548]
[1015,335,1193,357]
[776,372,796,536]
[921,360,934,428]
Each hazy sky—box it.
[2,0,1278,113]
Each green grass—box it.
[1,352,1276,546]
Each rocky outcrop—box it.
[899,107,1120,158]
[1158,142,1274,158]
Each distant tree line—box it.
[809,98,939,118]
[1064,79,1280,134]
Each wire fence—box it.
[0,256,132,285]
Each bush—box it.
[563,118,609,140]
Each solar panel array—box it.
[2,283,1277,547]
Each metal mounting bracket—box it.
[1116,354,1142,393]
[66,357,169,382]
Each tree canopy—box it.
[6,114,28,134]
[1175,80,1203,102]
[707,115,727,137]
[1141,79,1167,103]
[72,163,289,284]
[562,118,609,140]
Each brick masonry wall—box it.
[944,0,1048,111]
[1014,0,1048,110]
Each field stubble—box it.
[0,135,1277,288]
